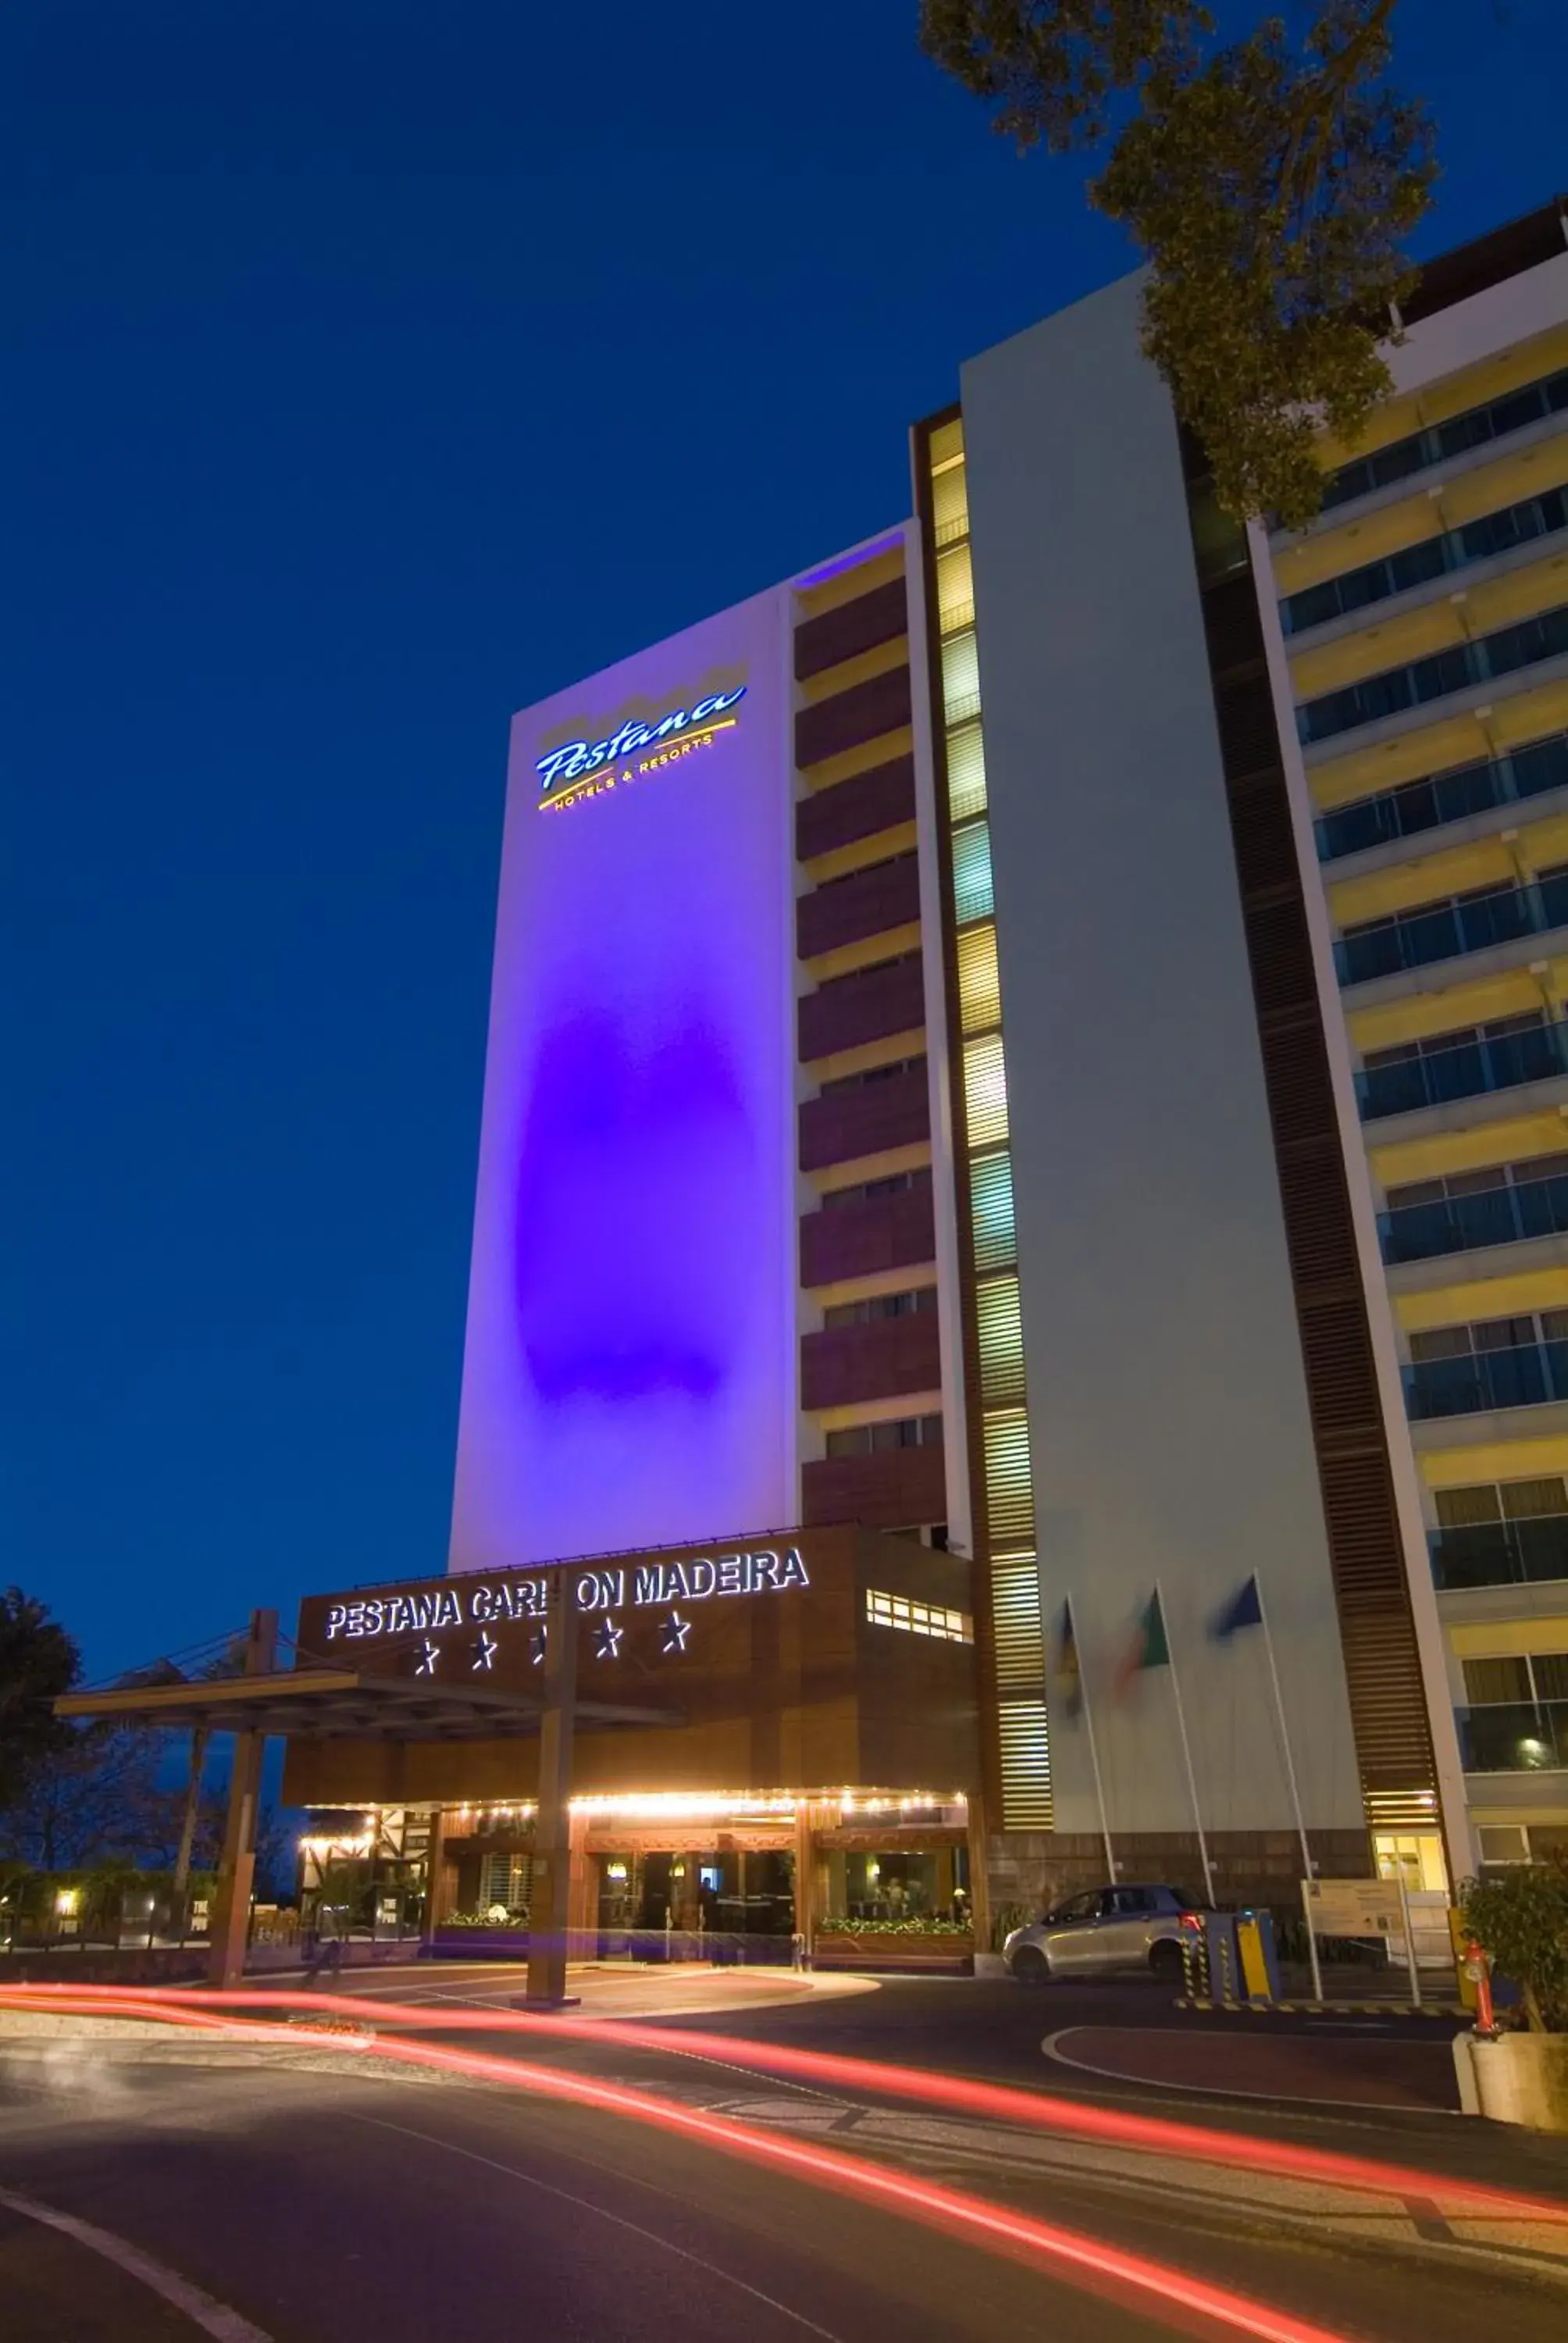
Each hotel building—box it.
[279,199,1568,1954]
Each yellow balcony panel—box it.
[1310,709,1495,811]
[1290,597,1466,701]
[1371,1107,1568,1188]
[1449,1617,1568,1660]
[1491,677,1568,752]
[804,921,925,985]
[1347,964,1551,1054]
[1276,493,1446,598]
[1438,430,1568,530]
[1330,807,1568,928]
[809,1025,928,1089]
[1396,1265,1568,1335]
[1330,835,1518,927]
[796,632,910,708]
[812,1389,945,1435]
[795,544,905,621]
[957,922,1002,1035]
[1463,549,1568,639]
[932,458,969,545]
[811,1140,932,1197]
[1316,322,1568,473]
[804,820,921,886]
[1423,1429,1568,1490]
[800,725,915,795]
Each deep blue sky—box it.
[7,3,1566,1682]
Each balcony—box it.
[799,1184,935,1289]
[1337,868,1568,986]
[1357,1019,1568,1120]
[800,1312,943,1412]
[802,1443,946,1531]
[1456,1699,1568,1772]
[1431,1514,1568,1589]
[1381,1168,1568,1264]
[1403,1336,1568,1421]
[1315,730,1568,862]
[798,1065,930,1173]
[798,955,927,1064]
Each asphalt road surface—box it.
[3,1970,1567,2343]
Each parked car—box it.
[1003,1884,1206,1981]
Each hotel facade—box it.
[283,198,1568,1954]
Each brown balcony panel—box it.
[803,1446,947,1531]
[800,1187,936,1289]
[800,956,926,1064]
[795,577,909,683]
[799,1068,930,1173]
[796,852,921,962]
[801,1313,942,1413]
[795,666,912,772]
[796,754,916,864]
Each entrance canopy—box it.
[55,1668,680,1742]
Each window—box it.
[821,1167,933,1212]
[819,1054,926,1097]
[1436,1475,1568,1528]
[865,1588,972,1642]
[823,1287,937,1328]
[1463,1655,1532,1705]
[1297,603,1568,744]
[825,1414,943,1459]
[1282,486,1568,636]
[1463,1652,1568,1706]
[1320,364,1568,512]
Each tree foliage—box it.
[1460,1860,1568,2033]
[0,1586,80,1812]
[919,2,1436,525]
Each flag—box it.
[1112,1590,1169,1697]
[1047,1598,1082,1720]
[1210,1573,1263,1642]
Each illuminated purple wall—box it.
[449,590,794,1571]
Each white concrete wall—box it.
[960,271,1366,1839]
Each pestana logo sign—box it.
[535,685,747,807]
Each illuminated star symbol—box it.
[529,1624,547,1667]
[414,1639,440,1677]
[470,1631,498,1673]
[661,1611,692,1656]
[593,1617,623,1661]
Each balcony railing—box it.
[1381,1169,1568,1264]
[1316,730,1568,862]
[1431,1514,1568,1589]
[1404,1336,1568,1420]
[1338,869,1568,985]
[1357,1018,1568,1120]
[1456,1699,1568,1772]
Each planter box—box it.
[811,1932,974,1975]
[1466,2030,1568,2131]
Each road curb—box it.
[1173,1996,1468,2017]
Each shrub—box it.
[1459,1862,1568,2032]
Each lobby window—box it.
[866,1588,972,1642]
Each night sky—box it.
[9,2,1566,1683]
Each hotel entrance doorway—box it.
[595,1847,795,1963]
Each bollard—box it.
[1463,1936,1498,2038]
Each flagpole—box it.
[1253,1574,1314,1892]
[1074,1606,1117,1883]
[1155,1582,1215,1906]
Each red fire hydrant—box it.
[1463,1936,1498,2036]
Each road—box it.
[3,1964,1567,2343]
